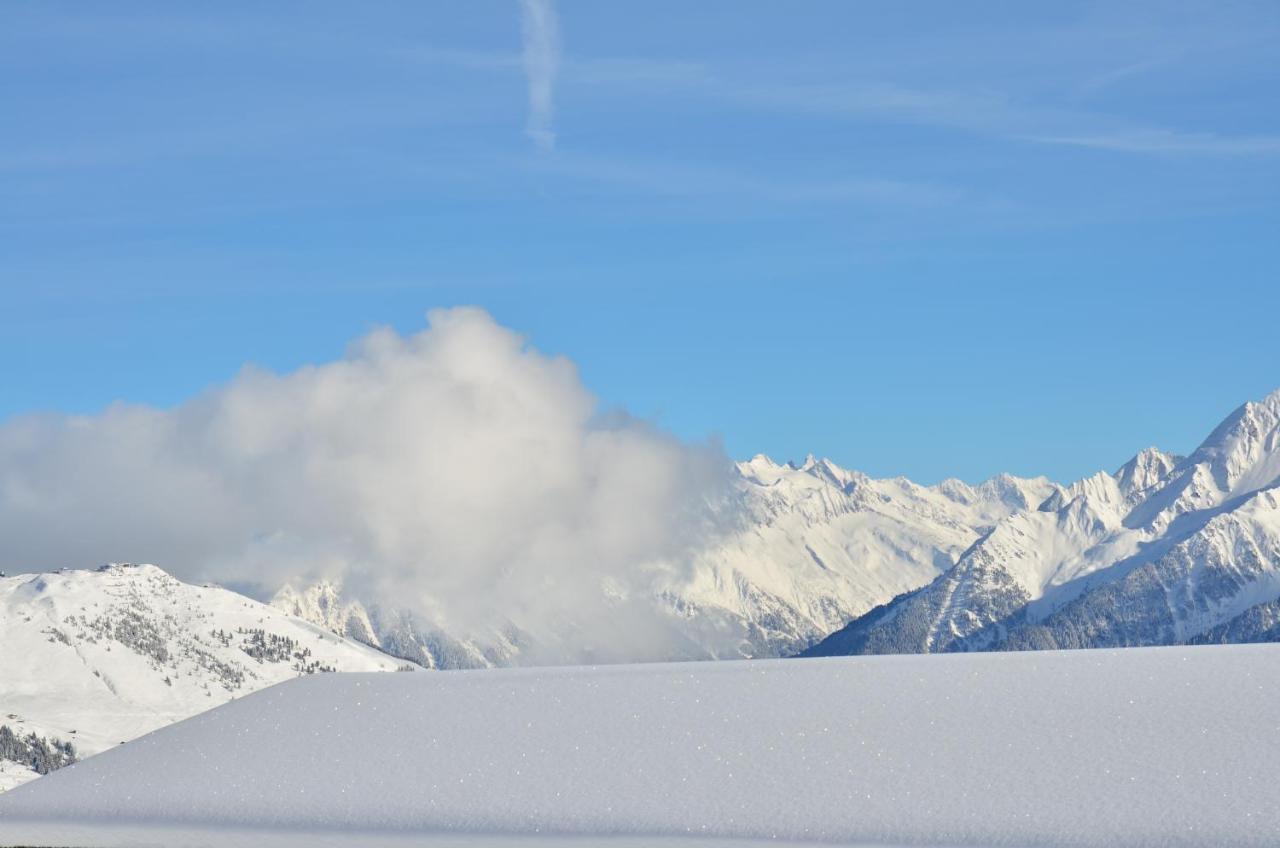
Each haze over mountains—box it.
[4,388,1280,793]
[272,459,1053,667]
[276,390,1280,667]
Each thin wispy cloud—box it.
[1032,130,1280,157]
[517,0,561,150]
[698,78,1280,161]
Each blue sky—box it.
[3,0,1279,483]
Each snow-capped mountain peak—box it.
[1124,394,1280,534]
[1037,470,1125,519]
[805,388,1280,658]
[1185,390,1280,499]
[972,472,1058,512]
[1114,446,1179,499]
[270,580,377,646]
[737,450,783,484]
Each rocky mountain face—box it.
[273,458,1056,667]
[805,389,1280,657]
[0,564,413,791]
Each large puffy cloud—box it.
[0,308,735,652]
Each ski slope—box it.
[3,645,1278,847]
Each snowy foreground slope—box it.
[0,564,411,792]
[274,460,1052,667]
[806,388,1280,657]
[3,646,1278,848]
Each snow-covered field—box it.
[3,645,1277,847]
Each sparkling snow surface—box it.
[3,646,1279,847]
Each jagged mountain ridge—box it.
[0,564,413,791]
[805,389,1280,657]
[273,458,1056,667]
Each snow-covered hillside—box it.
[274,459,1054,667]
[0,564,411,792]
[806,389,1280,656]
[3,646,1278,847]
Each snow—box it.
[3,645,1279,847]
[277,458,1056,667]
[1018,392,1280,608]
[807,388,1280,656]
[0,564,411,791]
[1022,395,1280,614]
[0,760,36,795]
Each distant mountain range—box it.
[272,457,1055,667]
[805,389,1280,657]
[279,390,1280,666]
[5,389,1280,791]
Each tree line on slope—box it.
[0,725,77,775]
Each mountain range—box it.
[4,388,1280,791]
[805,389,1280,656]
[272,388,1280,665]
[271,457,1055,667]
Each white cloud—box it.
[517,0,561,150]
[0,308,735,657]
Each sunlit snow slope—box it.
[0,564,410,791]
[2,646,1277,847]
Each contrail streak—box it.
[518,0,560,150]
